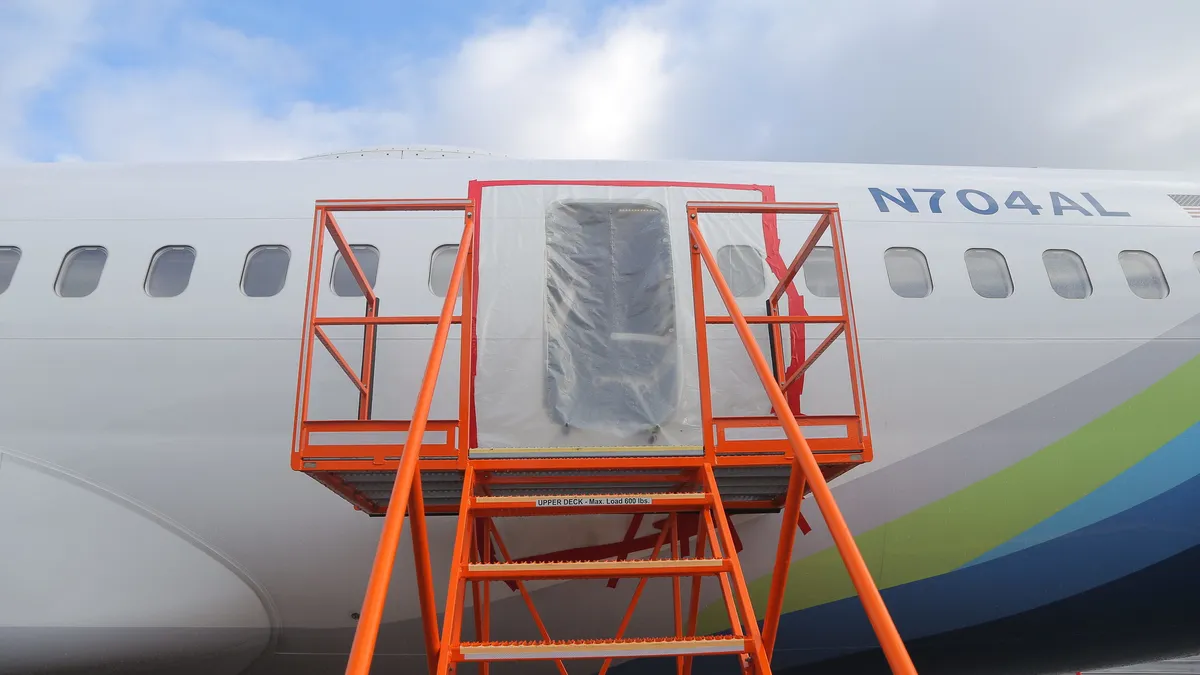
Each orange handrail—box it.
[344,212,476,675]
[687,208,916,675]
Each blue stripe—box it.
[609,467,1200,674]
[964,421,1200,569]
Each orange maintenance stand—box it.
[290,183,917,675]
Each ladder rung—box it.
[465,557,727,580]
[472,492,709,514]
[458,636,750,661]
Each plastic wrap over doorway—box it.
[473,184,780,450]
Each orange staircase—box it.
[290,192,917,674]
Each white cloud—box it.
[2,0,1200,169]
[432,13,671,158]
[0,0,97,160]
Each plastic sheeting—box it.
[473,184,785,450]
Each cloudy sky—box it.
[2,0,1198,169]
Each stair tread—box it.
[475,491,706,502]
[457,635,749,660]
[466,557,726,578]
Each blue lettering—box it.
[1004,191,1043,215]
[1051,192,1092,216]
[913,188,947,213]
[1082,192,1130,217]
[957,189,999,215]
[869,187,917,213]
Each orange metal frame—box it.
[290,191,914,674]
[687,201,912,674]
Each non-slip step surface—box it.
[457,635,750,661]
[472,491,710,513]
[465,557,727,580]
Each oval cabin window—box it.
[883,247,933,298]
[56,246,108,298]
[1042,249,1091,299]
[331,245,380,297]
[145,246,196,297]
[0,247,20,295]
[242,246,291,297]
[1118,250,1168,300]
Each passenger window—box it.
[56,246,107,298]
[964,248,1013,299]
[241,246,290,297]
[331,245,379,297]
[1042,249,1091,299]
[801,246,839,298]
[429,245,462,298]
[883,247,933,298]
[1118,250,1168,299]
[145,246,196,297]
[0,247,19,295]
[716,245,766,297]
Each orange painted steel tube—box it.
[324,212,378,305]
[291,207,326,461]
[767,212,830,306]
[762,467,806,656]
[689,215,916,675]
[358,297,379,419]
[409,472,440,674]
[313,326,368,394]
[780,323,845,393]
[436,467,477,675]
[344,219,476,675]
[706,314,844,325]
[314,315,462,326]
[689,241,716,459]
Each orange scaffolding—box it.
[291,192,916,674]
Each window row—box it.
[0,244,462,298]
[0,242,1180,303]
[715,245,1175,301]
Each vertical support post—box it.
[689,210,916,675]
[358,295,379,420]
[409,472,440,674]
[291,206,325,460]
[829,208,871,446]
[689,232,716,460]
[762,467,807,656]
[457,210,475,463]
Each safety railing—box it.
[687,201,871,465]
[289,198,476,675]
[686,201,914,674]
[291,199,475,476]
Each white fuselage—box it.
[1,156,1199,675]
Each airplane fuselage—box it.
[1,156,1199,674]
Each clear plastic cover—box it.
[473,185,782,449]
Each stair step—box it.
[457,636,750,661]
[465,557,727,580]
[469,445,704,459]
[472,491,709,514]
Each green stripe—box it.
[699,354,1200,632]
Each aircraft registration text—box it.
[869,187,1130,217]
